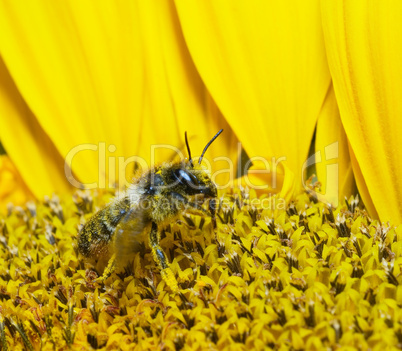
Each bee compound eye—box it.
[173,169,199,188]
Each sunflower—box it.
[0,1,401,350]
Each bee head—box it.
[163,129,223,197]
[142,130,222,199]
[173,128,223,198]
[169,163,217,198]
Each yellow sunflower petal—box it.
[348,146,378,219]
[175,0,332,189]
[0,155,34,212]
[0,56,71,199]
[0,1,236,193]
[315,84,356,207]
[133,1,238,186]
[322,1,402,222]
[0,2,143,190]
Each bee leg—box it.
[95,253,116,283]
[149,221,179,293]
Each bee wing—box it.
[113,205,150,269]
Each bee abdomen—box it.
[78,197,131,258]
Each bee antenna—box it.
[199,129,224,164]
[185,131,194,167]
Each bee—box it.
[78,129,223,292]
